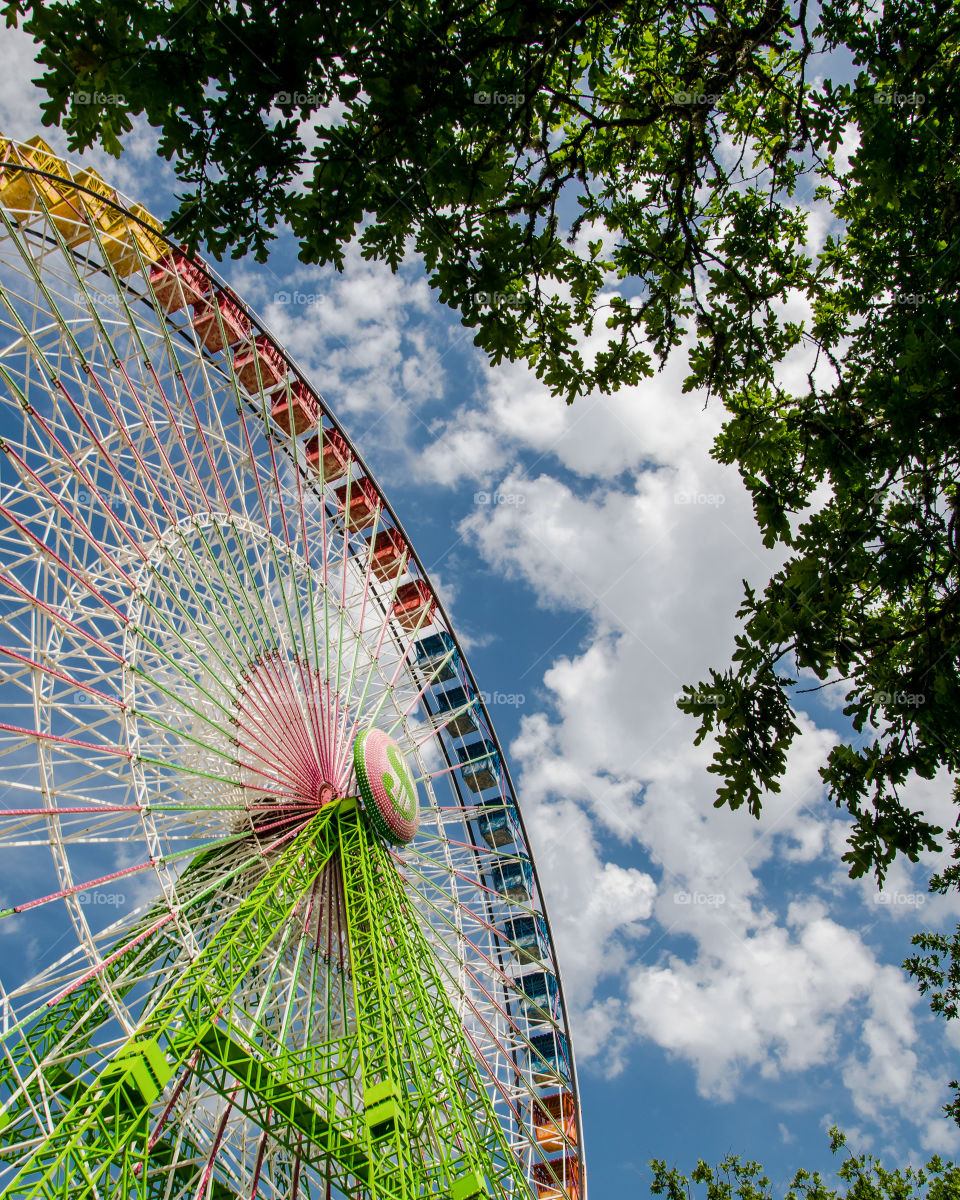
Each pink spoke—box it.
[195,1089,237,1200]
[249,1120,271,1199]
[142,360,217,518]
[72,374,180,528]
[146,1048,202,1153]
[177,373,232,511]
[289,436,332,779]
[0,720,134,757]
[0,568,124,663]
[336,572,402,776]
[330,512,383,777]
[2,442,137,587]
[112,361,197,518]
[40,381,163,541]
[0,645,126,710]
[0,502,130,626]
[48,912,175,1007]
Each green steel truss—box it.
[0,800,532,1199]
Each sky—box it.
[1,22,959,1197]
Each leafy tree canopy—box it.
[651,1131,960,1200]
[8,0,960,1112]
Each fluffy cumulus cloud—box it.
[524,794,657,1005]
[628,907,879,1096]
[229,244,462,477]
[421,310,960,1150]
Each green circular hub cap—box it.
[353,728,419,844]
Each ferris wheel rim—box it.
[0,133,586,1199]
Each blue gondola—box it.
[475,799,521,849]
[415,630,459,683]
[434,685,478,736]
[504,914,549,964]
[514,969,559,1017]
[529,1028,570,1086]
[457,739,500,793]
[486,856,533,902]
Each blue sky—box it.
[1,24,959,1195]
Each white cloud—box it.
[523,794,656,1009]
[628,909,880,1098]
[418,304,958,1147]
[420,326,722,486]
[0,28,52,144]
[229,244,464,476]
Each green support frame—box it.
[0,800,532,1200]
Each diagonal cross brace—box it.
[0,807,338,1199]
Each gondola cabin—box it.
[392,579,434,631]
[150,249,210,314]
[49,168,116,247]
[528,1029,570,1087]
[457,739,500,793]
[334,476,380,531]
[476,800,521,850]
[192,290,251,353]
[97,202,166,277]
[368,527,408,582]
[434,685,478,736]
[415,631,459,683]
[273,381,321,438]
[514,970,559,1019]
[533,1092,578,1154]
[0,136,64,217]
[234,334,287,394]
[504,914,550,964]
[487,857,533,903]
[533,1156,581,1200]
[304,425,351,478]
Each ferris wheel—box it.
[0,134,585,1200]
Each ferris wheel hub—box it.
[353,728,420,845]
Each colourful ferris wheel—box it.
[0,134,585,1200]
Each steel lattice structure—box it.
[0,134,585,1200]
